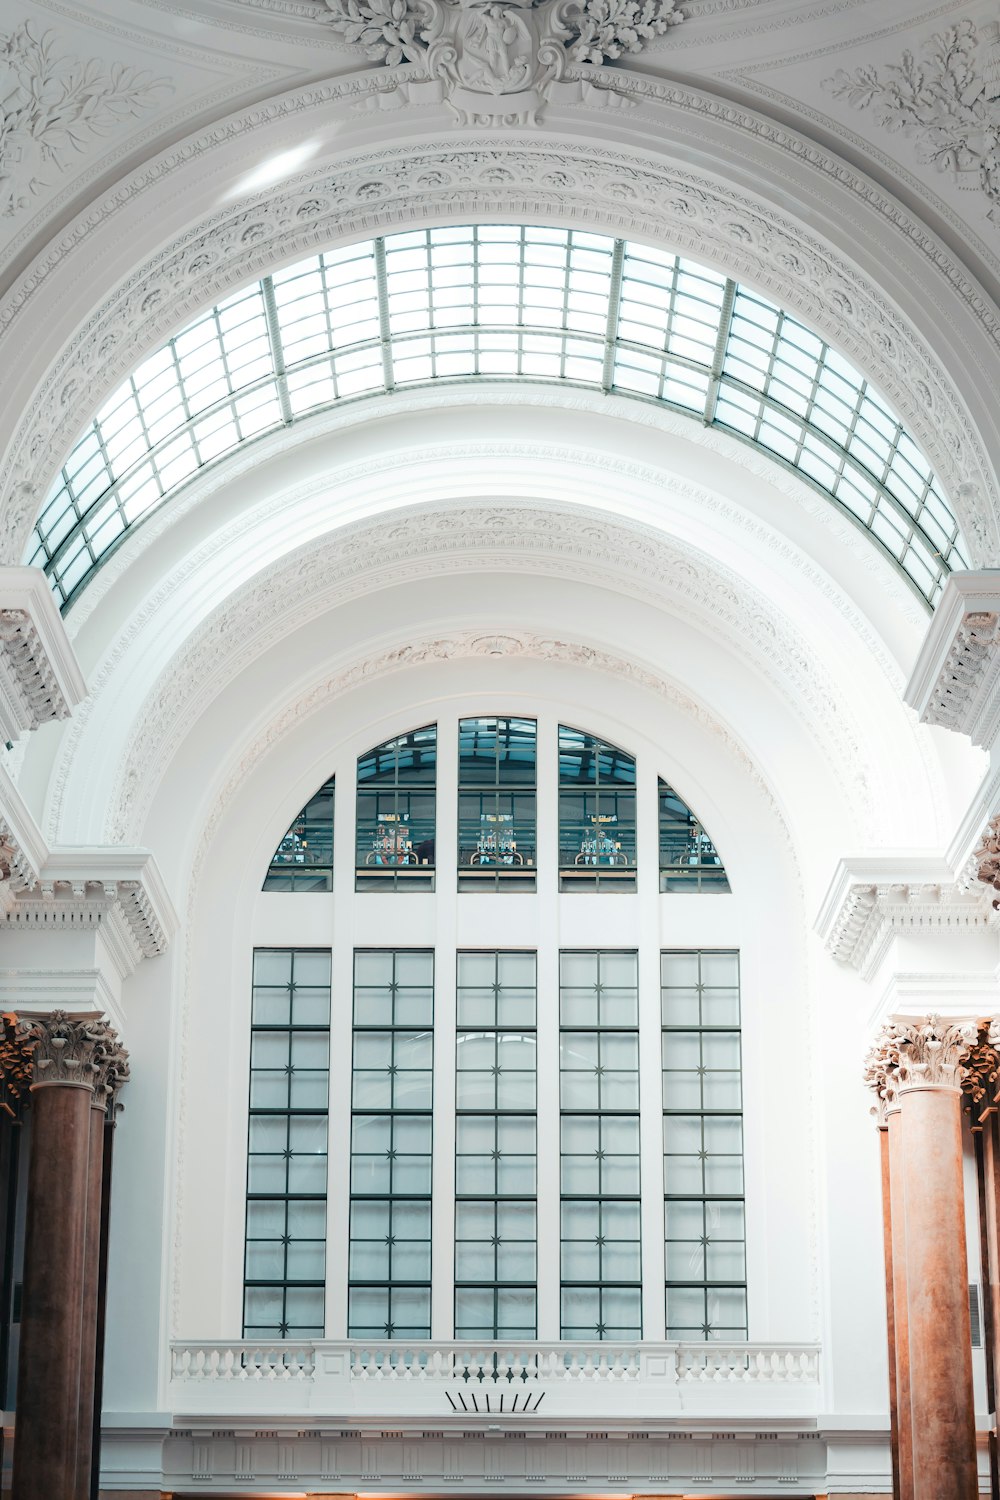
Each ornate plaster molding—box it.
[894,1015,978,1095]
[56,496,888,847]
[0,1011,34,1110]
[904,571,1000,751]
[2,848,178,971]
[323,0,681,124]
[0,20,172,222]
[1,127,996,565]
[817,856,995,980]
[0,759,47,896]
[973,813,1000,904]
[823,18,1000,225]
[0,566,87,743]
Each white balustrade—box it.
[168,1339,820,1416]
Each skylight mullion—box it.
[602,240,626,394]
[374,238,395,394]
[703,279,737,426]
[261,275,294,426]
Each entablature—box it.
[0,565,86,744]
[905,570,1000,750]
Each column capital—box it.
[895,1015,979,1095]
[864,1028,902,1124]
[0,1010,36,1113]
[14,1010,115,1092]
[93,1032,130,1115]
[960,1019,1000,1110]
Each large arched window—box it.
[245,714,746,1348]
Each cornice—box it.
[0,565,87,743]
[0,87,997,565]
[904,571,1000,750]
[43,493,895,846]
[1,846,178,968]
[0,759,47,895]
[816,855,995,979]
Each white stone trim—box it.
[0,759,48,895]
[904,570,1000,750]
[815,855,995,979]
[0,566,86,743]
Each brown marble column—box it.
[7,1012,113,1500]
[895,1017,979,1500]
[964,1026,1000,1500]
[866,1035,910,1500]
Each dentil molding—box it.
[0,565,86,743]
[0,846,178,976]
[1,128,997,566]
[905,570,1000,750]
[816,855,996,980]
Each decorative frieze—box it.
[322,0,682,124]
[0,566,86,743]
[904,572,1000,751]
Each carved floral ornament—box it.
[974,813,1000,905]
[864,1016,981,1108]
[824,18,1000,224]
[0,23,171,220]
[322,0,682,122]
[0,1010,129,1104]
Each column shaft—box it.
[11,1082,93,1500]
[75,1100,107,1498]
[879,1122,902,1500]
[981,1110,1000,1500]
[900,1084,978,1500]
[887,1107,913,1500]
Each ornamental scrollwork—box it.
[974,813,1000,903]
[894,1015,978,1093]
[12,1010,113,1089]
[0,1011,35,1112]
[0,22,172,220]
[823,19,1000,223]
[322,0,682,123]
[961,1020,1000,1107]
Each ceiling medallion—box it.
[323,0,683,123]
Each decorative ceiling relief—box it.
[322,0,682,123]
[0,21,172,220]
[823,18,1000,224]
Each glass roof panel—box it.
[30,225,967,610]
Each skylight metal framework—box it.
[29,225,968,609]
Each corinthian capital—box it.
[961,1020,1000,1108]
[93,1033,130,1114]
[0,1012,35,1112]
[864,1023,907,1122]
[15,1010,113,1091]
[894,1015,978,1094]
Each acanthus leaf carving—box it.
[12,1009,112,1089]
[0,22,173,220]
[974,812,1000,905]
[961,1020,1000,1107]
[823,18,1000,224]
[322,0,681,123]
[894,1015,978,1094]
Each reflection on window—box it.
[356,726,436,891]
[455,952,537,1339]
[458,717,537,891]
[662,951,746,1340]
[560,951,641,1339]
[244,949,331,1340]
[558,727,636,891]
[658,778,730,893]
[349,950,434,1339]
[262,777,334,891]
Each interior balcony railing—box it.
[168,1338,821,1418]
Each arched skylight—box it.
[29,225,968,609]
